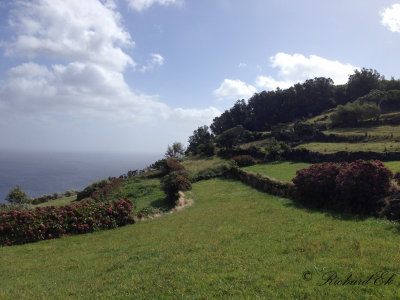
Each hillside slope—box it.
[1,179,400,299]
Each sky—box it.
[0,0,400,154]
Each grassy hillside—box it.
[2,178,400,299]
[243,161,400,182]
[296,142,400,153]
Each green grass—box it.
[297,142,400,153]
[2,178,400,299]
[243,161,311,181]
[34,195,77,207]
[108,177,168,211]
[324,124,400,139]
[181,156,228,177]
[384,161,400,173]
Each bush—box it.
[231,155,256,167]
[394,172,400,185]
[335,160,393,214]
[5,186,30,204]
[161,171,192,202]
[191,165,229,182]
[91,178,123,202]
[0,198,134,246]
[76,179,111,201]
[166,157,185,172]
[293,162,346,208]
[293,160,394,214]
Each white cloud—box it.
[0,0,216,128]
[169,107,220,125]
[238,62,247,68]
[255,75,294,90]
[140,53,165,72]
[6,0,134,72]
[214,79,256,100]
[380,4,400,32]
[269,53,358,85]
[125,0,180,11]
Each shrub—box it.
[231,155,256,167]
[335,160,393,214]
[76,179,111,201]
[394,172,400,185]
[293,162,346,208]
[0,198,134,246]
[161,171,192,202]
[5,186,30,204]
[293,160,394,214]
[166,157,185,172]
[91,178,123,202]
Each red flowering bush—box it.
[293,160,394,214]
[231,155,256,167]
[166,158,184,172]
[0,198,134,246]
[293,162,347,208]
[335,160,393,214]
[394,172,400,185]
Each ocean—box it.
[0,150,162,203]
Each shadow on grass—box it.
[282,200,370,222]
[150,197,174,211]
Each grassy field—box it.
[2,178,400,299]
[324,124,400,139]
[34,195,77,208]
[181,156,228,177]
[243,161,400,182]
[108,177,168,211]
[243,161,311,181]
[296,142,400,153]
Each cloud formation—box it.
[268,53,358,86]
[125,0,180,11]
[140,53,165,72]
[380,4,400,33]
[0,0,217,127]
[214,79,257,100]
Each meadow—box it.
[296,142,400,153]
[2,178,400,299]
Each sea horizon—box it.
[0,150,163,203]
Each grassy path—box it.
[1,179,400,299]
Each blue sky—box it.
[0,0,400,154]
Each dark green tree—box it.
[5,185,30,204]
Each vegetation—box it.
[2,179,400,298]
[186,125,215,156]
[296,142,400,153]
[1,198,134,246]
[231,155,256,167]
[293,160,394,215]
[243,161,311,181]
[165,142,185,158]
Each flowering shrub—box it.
[0,198,134,246]
[293,162,347,208]
[394,172,400,185]
[166,158,185,172]
[293,160,394,214]
[231,155,256,167]
[335,160,393,214]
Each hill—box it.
[2,177,400,299]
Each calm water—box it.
[0,150,162,203]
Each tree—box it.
[5,185,30,204]
[186,125,214,156]
[347,68,381,101]
[165,142,185,158]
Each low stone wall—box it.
[227,167,297,199]
[283,149,400,163]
